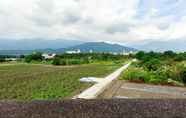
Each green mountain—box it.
[65,42,137,53]
[0,42,137,55]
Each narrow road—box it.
[100,80,186,98]
[74,61,133,99]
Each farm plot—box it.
[0,63,121,101]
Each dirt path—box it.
[100,80,186,98]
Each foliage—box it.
[164,50,176,58]
[0,58,5,62]
[166,63,186,84]
[122,67,150,83]
[0,63,120,101]
[25,52,43,63]
[174,54,186,61]
[25,55,32,63]
[121,66,167,84]
[135,51,145,60]
[143,58,161,71]
[22,53,128,66]
[122,51,186,86]
[51,53,127,66]
[52,57,61,65]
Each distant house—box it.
[5,58,17,61]
[42,53,56,59]
[66,49,81,54]
[122,51,136,55]
[89,49,93,53]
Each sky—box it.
[0,0,186,45]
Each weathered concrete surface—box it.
[100,80,186,98]
[74,61,132,99]
[1,100,186,118]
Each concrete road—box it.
[100,80,186,98]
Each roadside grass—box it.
[120,60,186,86]
[0,63,121,101]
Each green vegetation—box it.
[25,52,43,63]
[0,58,5,62]
[0,62,122,101]
[0,55,17,63]
[24,52,129,66]
[120,51,186,86]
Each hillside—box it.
[66,42,137,53]
[0,39,83,50]
[0,42,137,55]
[133,40,186,52]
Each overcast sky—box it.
[0,0,186,45]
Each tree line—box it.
[24,52,129,65]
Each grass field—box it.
[0,63,122,101]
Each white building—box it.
[42,53,56,59]
[5,58,17,61]
[89,50,93,53]
[122,51,135,55]
[66,49,81,54]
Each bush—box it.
[121,66,170,85]
[162,63,186,84]
[149,77,163,84]
[174,54,185,61]
[25,55,32,63]
[0,58,5,62]
[25,52,43,63]
[121,67,150,83]
[151,67,169,84]
[82,58,90,64]
[135,51,145,60]
[52,57,61,65]
[163,50,176,58]
[129,51,186,85]
[31,52,43,61]
[143,58,161,71]
[59,59,66,65]
[67,59,81,65]
[181,69,186,84]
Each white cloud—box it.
[0,0,186,45]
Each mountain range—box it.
[0,40,137,55]
[66,42,137,53]
[132,40,186,52]
[0,39,83,50]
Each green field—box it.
[0,63,121,101]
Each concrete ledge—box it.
[74,61,132,99]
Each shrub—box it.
[0,58,5,62]
[121,67,150,83]
[25,52,43,63]
[60,59,67,65]
[67,59,81,65]
[52,57,61,65]
[163,50,176,57]
[180,66,186,84]
[135,51,145,60]
[151,67,169,84]
[143,58,161,71]
[165,63,186,84]
[25,55,32,63]
[31,52,43,61]
[82,58,90,64]
[149,77,163,84]
[121,66,170,85]
[174,54,185,61]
